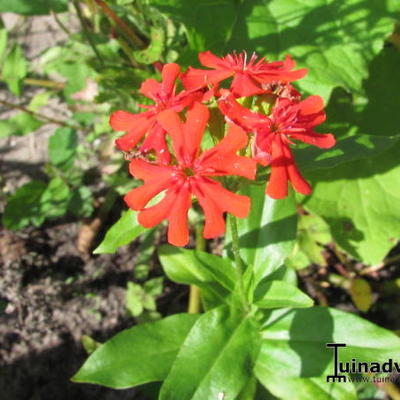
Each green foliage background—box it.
[1,1,400,399]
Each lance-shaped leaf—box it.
[255,307,400,382]
[94,209,147,254]
[254,280,313,309]
[159,245,235,290]
[257,364,357,400]
[159,245,235,309]
[160,306,260,400]
[254,306,400,399]
[72,314,198,389]
[226,185,297,285]
[159,245,236,309]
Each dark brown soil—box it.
[0,221,151,400]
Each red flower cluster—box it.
[110,51,335,246]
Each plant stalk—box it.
[72,0,105,67]
[51,10,72,36]
[116,37,140,68]
[93,0,146,49]
[229,215,248,310]
[188,224,205,314]
[0,74,65,90]
[0,99,74,127]
[23,78,65,90]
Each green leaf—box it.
[287,213,332,268]
[68,186,94,218]
[0,120,18,138]
[0,28,7,61]
[160,306,260,400]
[28,91,51,112]
[2,43,27,96]
[73,314,199,389]
[254,280,313,309]
[60,63,96,100]
[355,46,400,137]
[0,0,68,15]
[257,370,357,400]
[256,307,400,379]
[255,306,400,398]
[159,245,235,290]
[134,27,165,64]
[13,113,42,134]
[48,127,78,171]
[303,141,400,264]
[144,277,164,296]
[126,282,151,317]
[42,44,96,101]
[159,245,235,308]
[267,264,298,287]
[237,377,257,400]
[39,177,71,219]
[295,135,399,172]
[354,380,385,400]
[262,0,398,100]
[299,214,331,245]
[134,229,157,279]
[73,112,96,126]
[126,278,163,318]
[2,180,47,230]
[0,111,43,138]
[151,0,398,99]
[93,209,147,254]
[226,185,297,284]
[285,246,310,270]
[150,0,239,64]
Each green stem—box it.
[0,99,75,127]
[72,0,104,67]
[50,10,71,36]
[195,223,206,252]
[94,0,147,49]
[229,215,248,310]
[188,285,201,314]
[188,224,205,314]
[23,77,65,90]
[117,37,140,68]
[0,75,65,90]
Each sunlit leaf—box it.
[73,314,199,388]
[160,306,260,400]
[94,209,147,254]
[304,142,400,264]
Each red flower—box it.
[218,89,264,131]
[182,51,307,97]
[124,103,257,246]
[109,63,194,162]
[218,92,335,199]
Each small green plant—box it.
[126,277,163,321]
